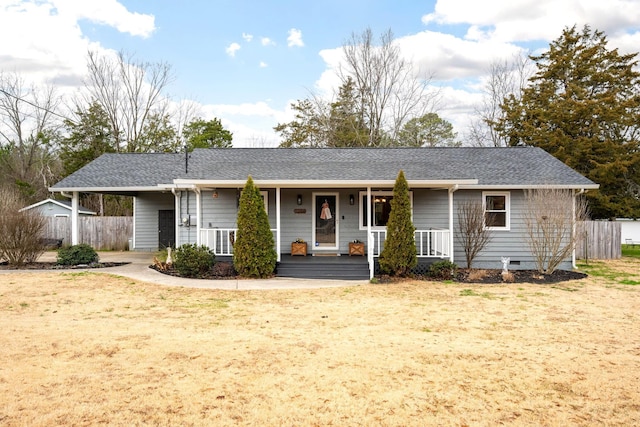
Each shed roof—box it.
[20,198,96,215]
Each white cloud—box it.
[422,0,640,44]
[225,42,241,57]
[261,37,275,46]
[242,32,253,42]
[259,61,268,68]
[51,0,156,38]
[287,28,304,47]
[201,101,286,147]
[0,0,126,88]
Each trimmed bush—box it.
[173,244,215,278]
[427,260,458,281]
[57,244,99,266]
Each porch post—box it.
[367,186,373,279]
[195,188,201,245]
[276,187,281,262]
[448,185,458,262]
[71,191,79,245]
[172,189,181,247]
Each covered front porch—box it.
[209,228,451,280]
[176,180,467,279]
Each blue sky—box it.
[2,0,640,146]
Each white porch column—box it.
[276,187,281,262]
[367,186,373,279]
[71,191,79,245]
[172,189,181,247]
[448,185,458,262]
[195,188,201,245]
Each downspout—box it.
[573,188,585,269]
[276,187,281,262]
[367,187,373,279]
[448,185,459,263]
[195,188,201,245]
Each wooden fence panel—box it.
[43,217,132,250]
[576,221,621,260]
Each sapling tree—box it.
[522,188,589,274]
[456,199,492,268]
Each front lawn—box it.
[1,258,639,425]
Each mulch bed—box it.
[455,268,587,284]
[378,269,587,284]
[2,261,587,284]
[0,262,129,270]
[149,262,239,280]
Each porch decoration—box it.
[291,238,307,256]
[349,240,365,256]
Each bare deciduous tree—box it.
[523,188,589,274]
[340,28,438,146]
[82,50,174,153]
[456,199,492,268]
[467,53,533,147]
[0,72,62,201]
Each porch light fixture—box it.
[212,189,219,199]
[349,194,355,205]
[297,194,303,205]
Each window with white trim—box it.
[483,192,510,230]
[359,191,413,230]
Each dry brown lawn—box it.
[1,258,639,426]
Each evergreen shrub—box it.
[173,244,215,278]
[57,244,99,266]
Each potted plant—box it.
[291,238,307,256]
[349,239,365,256]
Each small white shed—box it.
[20,198,96,217]
[617,218,640,245]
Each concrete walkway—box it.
[5,251,368,290]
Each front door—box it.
[313,193,338,252]
[158,210,175,248]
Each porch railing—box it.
[199,228,277,256]
[368,228,451,279]
[369,229,451,258]
[200,228,236,256]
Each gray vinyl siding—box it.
[134,192,174,250]
[280,188,367,254]
[412,188,450,229]
[177,190,197,245]
[33,203,72,217]
[451,190,573,270]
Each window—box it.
[359,191,412,229]
[260,191,269,213]
[483,192,510,230]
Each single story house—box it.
[50,147,598,279]
[20,198,96,217]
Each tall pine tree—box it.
[495,25,640,218]
[378,170,417,276]
[233,176,277,278]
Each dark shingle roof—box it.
[51,147,597,190]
